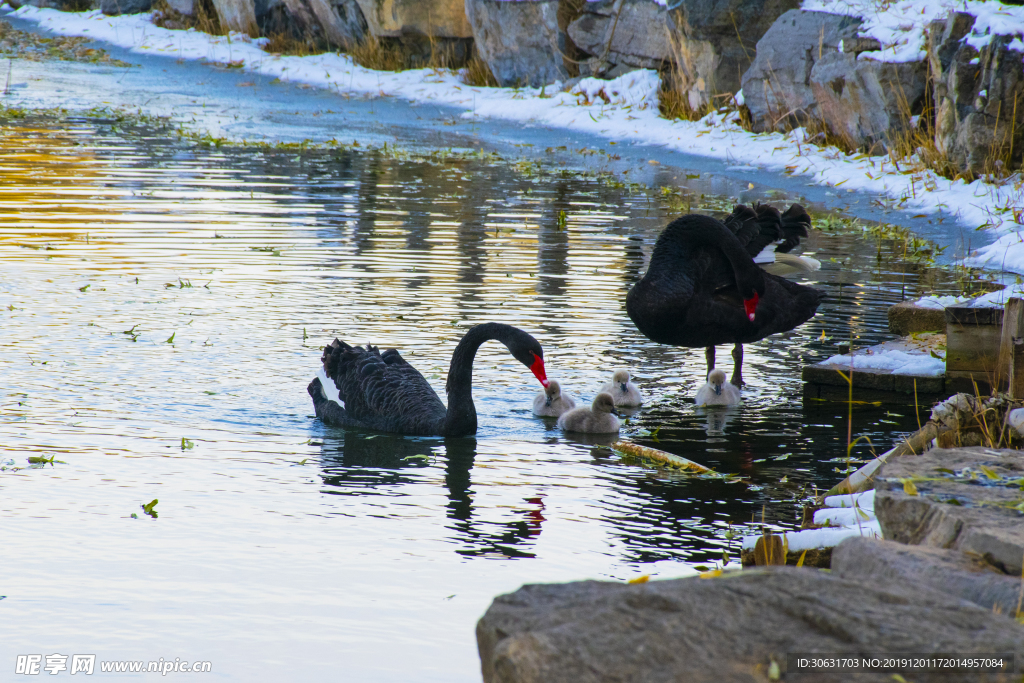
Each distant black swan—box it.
[626,204,823,387]
[308,322,548,436]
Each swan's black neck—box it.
[443,323,521,436]
[652,215,763,296]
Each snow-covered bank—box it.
[6,4,1023,270]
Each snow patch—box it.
[821,349,945,376]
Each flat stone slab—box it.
[477,568,1024,683]
[875,447,1024,576]
[888,301,947,335]
[833,536,1024,615]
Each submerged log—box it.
[611,441,714,473]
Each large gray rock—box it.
[875,447,1024,576]
[100,0,152,14]
[477,568,1024,683]
[566,0,670,74]
[668,0,801,108]
[356,0,472,38]
[465,0,569,87]
[211,0,258,36]
[809,50,928,151]
[257,0,366,51]
[833,536,1024,615]
[741,10,862,131]
[928,11,1024,174]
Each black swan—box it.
[532,379,576,417]
[557,392,620,433]
[626,203,823,387]
[307,322,548,436]
[599,368,643,407]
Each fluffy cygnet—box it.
[557,392,621,433]
[532,380,577,417]
[600,369,643,407]
[694,368,741,406]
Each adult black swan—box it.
[307,322,548,436]
[626,204,823,387]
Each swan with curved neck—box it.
[308,322,547,436]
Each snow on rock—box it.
[569,71,660,110]
[813,505,875,527]
[742,486,881,553]
[823,489,875,510]
[803,0,1024,64]
[820,349,945,376]
[912,295,970,310]
[741,520,882,551]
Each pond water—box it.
[0,117,970,680]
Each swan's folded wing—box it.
[329,344,446,425]
[724,204,783,260]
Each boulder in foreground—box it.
[477,567,1023,682]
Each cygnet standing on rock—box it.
[532,380,577,417]
[557,393,621,433]
[694,368,741,406]
[600,369,643,407]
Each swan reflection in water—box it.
[696,405,739,437]
[315,431,545,558]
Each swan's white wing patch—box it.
[316,366,345,409]
[752,242,778,264]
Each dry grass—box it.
[659,23,715,122]
[460,53,498,88]
[152,0,222,36]
[347,34,407,72]
[348,34,467,73]
[262,31,318,57]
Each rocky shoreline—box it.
[11,0,1022,176]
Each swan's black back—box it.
[626,205,823,349]
[318,339,447,435]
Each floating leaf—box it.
[628,575,650,584]
[181,437,195,450]
[699,569,723,579]
[141,499,158,518]
[902,479,919,496]
[78,284,90,292]
[130,513,138,519]
[165,332,175,344]
[979,465,1000,480]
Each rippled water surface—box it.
[0,118,969,680]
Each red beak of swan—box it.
[530,354,549,387]
[743,292,759,322]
